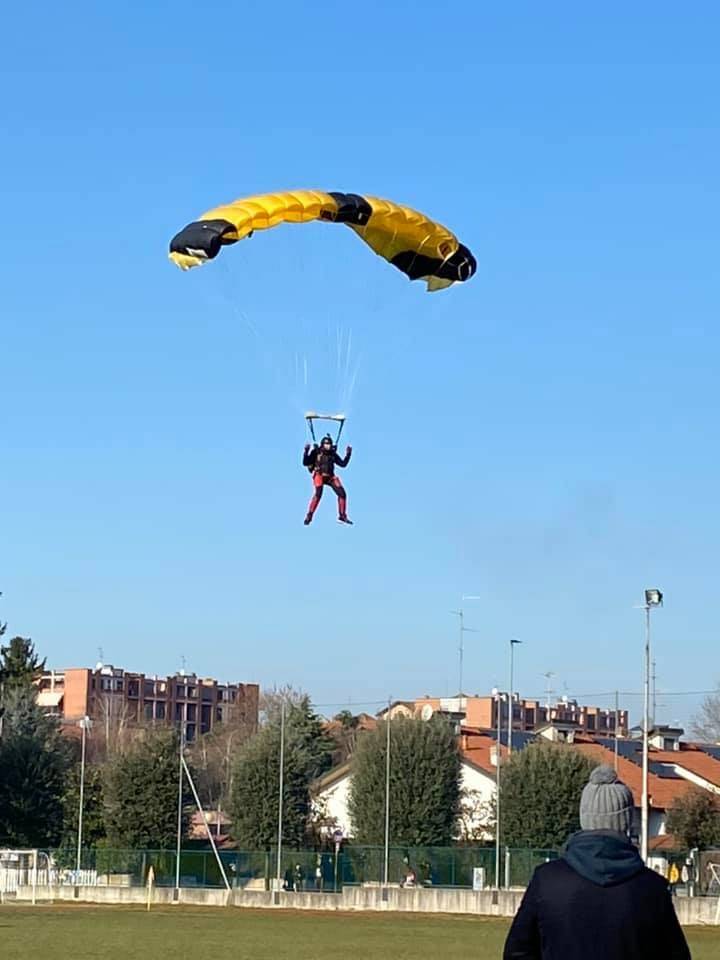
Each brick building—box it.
[37,663,259,742]
[385,693,629,738]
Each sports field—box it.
[1,905,718,960]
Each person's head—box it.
[580,765,634,836]
[321,434,334,450]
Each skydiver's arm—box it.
[303,445,317,467]
[335,446,352,468]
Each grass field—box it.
[1,904,718,959]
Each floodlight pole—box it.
[494,690,504,890]
[174,727,185,897]
[76,716,91,878]
[641,589,662,864]
[275,699,286,901]
[383,697,391,892]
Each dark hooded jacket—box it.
[503,831,690,960]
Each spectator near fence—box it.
[503,765,691,960]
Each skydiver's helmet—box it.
[321,434,334,449]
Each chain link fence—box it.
[45,845,560,891]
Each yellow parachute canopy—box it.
[169,190,475,292]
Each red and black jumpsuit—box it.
[303,444,352,520]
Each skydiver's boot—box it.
[338,514,353,525]
[304,512,314,525]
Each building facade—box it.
[388,694,629,739]
[37,663,259,742]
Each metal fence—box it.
[46,845,560,891]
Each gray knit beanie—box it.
[579,765,634,834]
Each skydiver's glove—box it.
[346,445,352,455]
[304,444,311,453]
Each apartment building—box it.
[37,662,259,742]
[387,693,629,738]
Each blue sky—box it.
[1,3,718,729]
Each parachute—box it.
[169,190,476,291]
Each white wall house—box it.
[311,755,497,841]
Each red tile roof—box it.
[574,740,694,810]
[651,745,720,789]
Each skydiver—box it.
[303,434,353,525]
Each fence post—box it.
[505,847,511,888]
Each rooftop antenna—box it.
[542,671,556,710]
[451,597,481,695]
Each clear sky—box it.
[1,3,718,729]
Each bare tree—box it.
[259,684,307,725]
[92,694,133,759]
[456,788,494,842]
[187,715,255,835]
[691,685,720,743]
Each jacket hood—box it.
[562,830,645,887]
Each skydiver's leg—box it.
[304,475,324,525]
[331,478,352,523]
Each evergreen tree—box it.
[0,636,46,696]
[666,788,720,850]
[348,715,461,846]
[59,763,107,856]
[103,729,191,849]
[229,695,333,848]
[499,742,595,848]
[0,684,71,847]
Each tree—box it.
[0,636,46,699]
[229,695,333,848]
[500,743,595,849]
[59,763,107,857]
[348,715,461,846]
[187,714,255,832]
[666,788,720,850]
[0,684,71,847]
[103,729,191,849]
[691,685,720,744]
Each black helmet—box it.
[321,434,334,446]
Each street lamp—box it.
[491,687,507,891]
[76,716,92,879]
[508,639,522,755]
[641,588,663,864]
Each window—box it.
[187,703,196,721]
[128,681,139,698]
[176,684,186,698]
[155,702,165,720]
[586,715,596,731]
[185,723,196,742]
[525,708,535,727]
[144,703,154,721]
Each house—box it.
[310,730,498,841]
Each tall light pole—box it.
[508,639,522,755]
[275,699,286,900]
[76,716,91,878]
[383,696,392,893]
[492,688,506,890]
[641,588,663,864]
